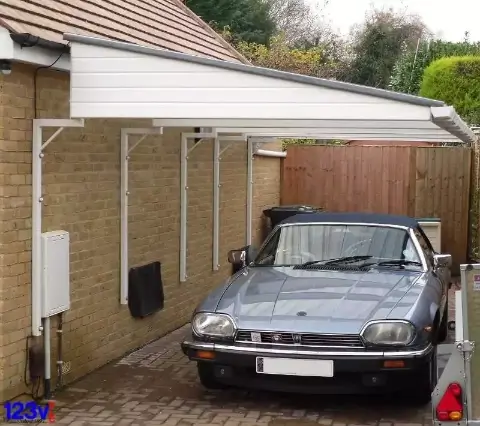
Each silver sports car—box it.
[181,212,452,402]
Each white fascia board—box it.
[0,27,70,71]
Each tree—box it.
[419,56,480,126]
[186,0,276,45]
[344,7,429,88]
[263,0,333,47]
[389,35,480,95]
[236,33,347,79]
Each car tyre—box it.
[197,362,226,390]
[412,346,438,405]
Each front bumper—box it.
[181,339,434,394]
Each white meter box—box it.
[41,230,70,317]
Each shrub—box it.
[419,56,480,126]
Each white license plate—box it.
[256,357,334,377]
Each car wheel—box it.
[412,346,438,405]
[197,363,226,390]
[437,303,449,343]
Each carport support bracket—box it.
[32,118,85,401]
[212,136,247,271]
[120,127,163,305]
[180,132,217,282]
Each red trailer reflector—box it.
[436,382,463,421]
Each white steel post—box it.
[213,137,220,271]
[246,138,253,245]
[180,134,188,282]
[31,122,43,337]
[120,130,129,305]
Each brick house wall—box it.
[0,63,281,401]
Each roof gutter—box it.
[0,28,70,71]
[10,33,68,52]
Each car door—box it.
[413,226,449,312]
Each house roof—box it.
[0,0,247,63]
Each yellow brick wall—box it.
[0,63,281,401]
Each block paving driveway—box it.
[50,286,459,426]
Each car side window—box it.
[414,228,435,266]
[254,229,281,265]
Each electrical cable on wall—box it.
[33,42,69,118]
[21,40,69,402]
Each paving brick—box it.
[29,322,451,425]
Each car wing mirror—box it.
[228,248,247,267]
[434,254,452,269]
[228,245,258,267]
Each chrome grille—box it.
[235,330,364,348]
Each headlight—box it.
[361,321,415,345]
[192,313,235,338]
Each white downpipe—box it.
[120,128,162,303]
[43,316,51,395]
[254,149,286,158]
[246,139,253,245]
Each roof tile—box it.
[0,0,247,63]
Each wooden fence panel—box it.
[414,147,471,272]
[281,145,472,273]
[281,145,414,214]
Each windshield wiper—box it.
[298,255,373,267]
[367,259,423,268]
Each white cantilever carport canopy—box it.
[63,33,476,144]
[30,32,477,339]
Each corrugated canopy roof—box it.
[0,0,247,63]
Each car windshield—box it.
[253,223,422,267]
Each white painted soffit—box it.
[63,33,476,144]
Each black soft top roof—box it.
[280,212,419,228]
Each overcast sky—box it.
[308,0,480,42]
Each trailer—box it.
[432,264,479,426]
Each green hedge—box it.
[419,55,480,126]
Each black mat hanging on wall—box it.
[128,261,164,318]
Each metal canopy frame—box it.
[29,32,477,347]
[120,127,163,305]
[25,32,478,406]
[179,132,249,282]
